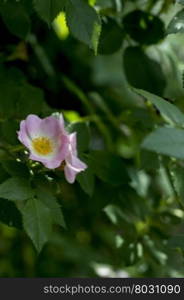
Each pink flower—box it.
[18,114,69,169]
[64,132,87,183]
[17,114,87,183]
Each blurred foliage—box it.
[1,0,184,278]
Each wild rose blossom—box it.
[17,114,87,183]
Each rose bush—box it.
[0,0,184,278]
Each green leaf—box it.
[98,18,124,55]
[36,187,66,228]
[123,10,165,45]
[77,166,95,197]
[0,68,44,119]
[115,235,124,248]
[0,177,34,201]
[123,46,166,96]
[104,204,131,224]
[177,0,184,4]
[172,165,184,204]
[20,198,52,252]
[67,122,90,153]
[143,235,167,265]
[33,0,66,24]
[0,164,9,183]
[0,1,31,39]
[142,127,184,159]
[88,151,129,186]
[168,234,184,249]
[1,161,30,178]
[0,120,19,145]
[167,9,184,34]
[134,89,184,126]
[66,0,101,53]
[140,150,160,171]
[0,67,22,118]
[16,83,45,118]
[0,198,22,229]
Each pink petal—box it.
[25,115,64,140]
[42,158,63,169]
[64,164,76,183]
[52,113,67,135]
[57,134,69,162]
[66,154,87,171]
[17,120,31,148]
[58,113,67,134]
[29,153,63,169]
[39,116,62,139]
[25,114,42,139]
[69,132,77,155]
[64,153,87,183]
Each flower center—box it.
[32,137,53,155]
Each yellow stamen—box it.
[32,137,53,155]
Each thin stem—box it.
[164,164,184,211]
[61,75,113,150]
